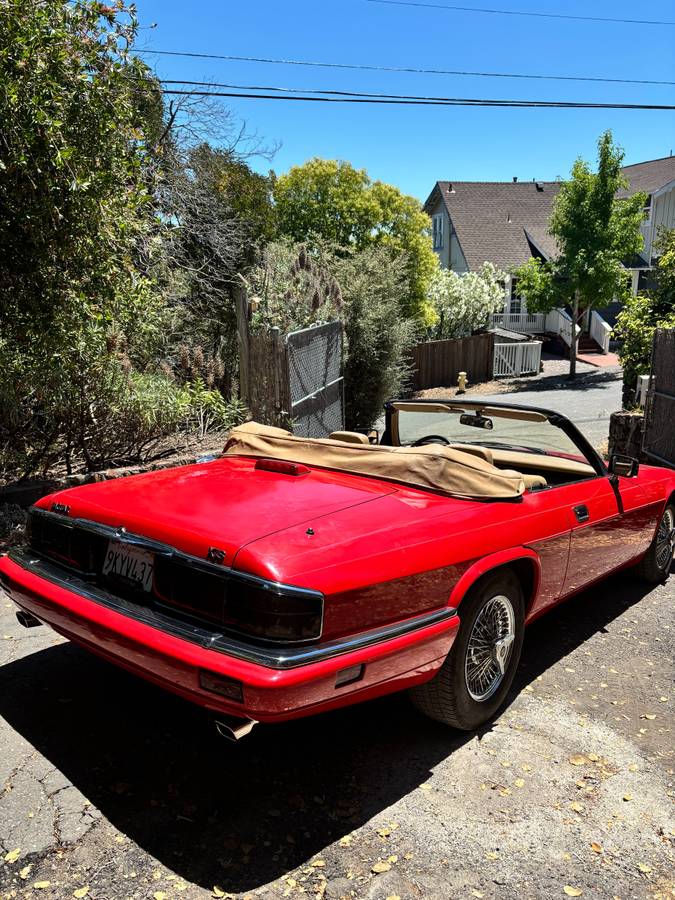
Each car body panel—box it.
[1,400,674,727]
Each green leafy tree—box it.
[513,131,647,377]
[274,158,437,321]
[615,228,675,406]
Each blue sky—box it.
[135,0,675,201]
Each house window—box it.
[432,214,444,250]
[643,195,652,224]
[509,278,523,315]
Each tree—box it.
[427,262,507,339]
[513,131,647,377]
[615,228,675,406]
[274,158,437,320]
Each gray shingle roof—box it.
[427,156,675,272]
[617,155,675,198]
[428,180,560,272]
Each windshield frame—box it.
[382,398,607,477]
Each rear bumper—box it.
[0,552,459,723]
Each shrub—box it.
[427,262,507,339]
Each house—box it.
[424,155,675,353]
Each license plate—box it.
[102,542,154,593]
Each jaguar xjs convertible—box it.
[1,400,673,739]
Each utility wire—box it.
[366,0,675,26]
[160,79,675,106]
[136,48,675,87]
[160,86,675,110]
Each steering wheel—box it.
[411,434,451,447]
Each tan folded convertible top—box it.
[224,422,526,500]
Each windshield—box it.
[391,402,588,459]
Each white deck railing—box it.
[489,312,547,333]
[493,341,543,378]
[589,310,612,354]
[545,309,581,348]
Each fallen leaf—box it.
[471,892,485,899]
[386,896,401,900]
[377,827,392,837]
[73,889,89,899]
[563,887,583,897]
[213,888,226,899]
[420,783,432,793]
[339,836,353,847]
[514,777,525,788]
[590,842,602,854]
[4,848,20,864]
[570,801,584,813]
[153,893,167,900]
[19,865,32,880]
[623,793,633,802]
[637,863,652,874]
[641,714,656,720]
[569,755,587,766]
[587,753,599,762]
[310,859,326,868]
[33,884,51,891]
[659,696,668,702]
[485,851,499,860]
[372,861,391,874]
[387,855,398,864]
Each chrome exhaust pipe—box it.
[215,716,257,742]
[16,610,42,628]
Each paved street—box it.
[478,361,623,449]
[0,569,673,899]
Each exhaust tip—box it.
[16,610,43,628]
[215,716,257,742]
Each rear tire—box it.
[632,503,674,584]
[409,570,525,730]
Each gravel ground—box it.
[0,569,673,900]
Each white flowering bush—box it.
[427,262,507,339]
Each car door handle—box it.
[573,504,590,523]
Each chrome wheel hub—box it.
[655,507,675,572]
[464,594,516,702]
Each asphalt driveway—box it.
[0,569,673,900]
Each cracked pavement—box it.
[0,571,673,899]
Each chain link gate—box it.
[286,322,344,437]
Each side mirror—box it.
[608,453,639,478]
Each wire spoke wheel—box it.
[655,506,675,572]
[464,594,516,702]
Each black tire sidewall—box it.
[446,570,525,729]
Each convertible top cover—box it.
[224,422,526,500]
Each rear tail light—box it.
[225,579,323,642]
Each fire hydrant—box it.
[457,371,468,394]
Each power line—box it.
[160,86,675,110]
[161,79,675,106]
[366,0,675,26]
[136,49,675,87]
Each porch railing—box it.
[590,310,612,354]
[489,312,547,333]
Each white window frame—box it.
[432,214,444,250]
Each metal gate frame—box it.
[286,321,344,438]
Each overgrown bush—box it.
[332,247,418,430]
[244,240,343,333]
[427,262,507,338]
[615,228,675,407]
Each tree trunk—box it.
[569,290,579,379]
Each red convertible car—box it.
[1,400,673,739]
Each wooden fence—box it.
[411,332,494,391]
[643,328,675,469]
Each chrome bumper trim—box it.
[5,548,458,670]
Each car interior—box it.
[331,401,599,492]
